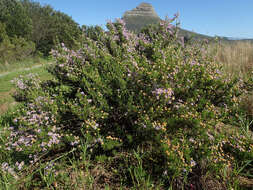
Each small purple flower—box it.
[44,161,55,175]
[190,159,196,167]
[189,61,197,66]
[152,88,174,100]
[70,140,79,146]
[15,161,24,170]
[1,162,17,178]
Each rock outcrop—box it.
[123,2,161,32]
[123,2,159,18]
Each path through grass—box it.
[0,57,49,73]
[0,63,52,115]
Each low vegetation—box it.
[0,61,52,115]
[213,41,253,122]
[0,17,252,190]
[0,56,48,74]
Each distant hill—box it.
[178,28,213,41]
[122,2,251,42]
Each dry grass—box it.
[0,89,16,115]
[214,41,253,78]
[241,93,253,117]
[211,41,253,118]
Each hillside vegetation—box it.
[0,60,52,115]
[0,16,252,189]
[0,0,81,65]
[0,1,252,189]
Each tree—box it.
[0,0,32,39]
[21,0,81,55]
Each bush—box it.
[3,17,253,188]
[0,31,35,64]
[11,36,35,60]
[0,0,32,39]
[0,37,15,64]
[0,37,35,64]
[0,21,35,64]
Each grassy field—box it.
[0,60,52,115]
[214,41,253,78]
[0,57,50,74]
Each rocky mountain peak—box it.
[123,2,159,18]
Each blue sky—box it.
[35,0,253,39]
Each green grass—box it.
[0,57,50,74]
[0,63,52,115]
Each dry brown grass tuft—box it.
[213,41,253,78]
[241,93,253,118]
[238,176,253,188]
[200,175,227,190]
[0,89,16,115]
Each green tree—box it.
[21,0,81,55]
[0,22,8,42]
[0,0,32,39]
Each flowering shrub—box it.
[12,73,41,101]
[2,17,252,188]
